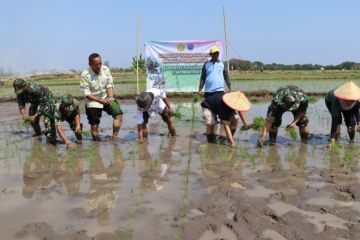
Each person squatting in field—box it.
[135,88,176,143]
[13,78,56,143]
[257,85,309,147]
[53,94,83,150]
[325,81,360,148]
[200,91,250,147]
[80,53,123,141]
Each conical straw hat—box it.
[333,81,360,100]
[222,91,251,112]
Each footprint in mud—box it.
[199,224,238,240]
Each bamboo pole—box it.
[223,6,230,75]
[136,14,140,94]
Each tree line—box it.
[229,59,360,71]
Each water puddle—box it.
[268,201,354,232]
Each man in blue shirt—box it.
[198,46,232,143]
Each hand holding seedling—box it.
[286,122,296,129]
[240,124,250,131]
[65,140,73,151]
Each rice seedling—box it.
[307,96,317,104]
[192,95,200,103]
[108,100,121,115]
[172,105,182,119]
[286,127,298,140]
[22,117,33,128]
[80,130,91,137]
[248,117,266,130]
[343,151,353,165]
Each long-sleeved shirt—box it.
[80,66,114,108]
[325,90,360,138]
[198,60,231,93]
[16,83,54,116]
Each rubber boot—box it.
[207,134,216,143]
[348,126,355,141]
[269,130,277,145]
[92,135,100,141]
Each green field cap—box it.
[61,94,74,106]
[13,78,26,94]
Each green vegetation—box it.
[286,128,298,140]
[248,117,266,130]
[22,117,33,127]
[229,59,360,71]
[1,70,360,101]
[172,104,182,118]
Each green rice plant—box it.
[248,117,266,130]
[249,153,256,167]
[172,105,182,119]
[343,151,353,165]
[108,100,121,115]
[307,96,317,104]
[192,95,200,103]
[331,142,341,155]
[286,127,298,140]
[22,117,33,127]
[80,130,91,136]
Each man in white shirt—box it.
[80,53,123,141]
[135,88,176,142]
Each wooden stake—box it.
[136,14,141,94]
[223,6,230,75]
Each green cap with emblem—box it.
[61,94,74,106]
[13,78,26,94]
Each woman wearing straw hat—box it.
[257,85,309,147]
[200,91,250,147]
[325,81,360,146]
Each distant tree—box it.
[131,54,146,73]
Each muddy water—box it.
[0,99,359,240]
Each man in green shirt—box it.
[13,78,56,141]
[258,85,309,147]
[54,94,82,150]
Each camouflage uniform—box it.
[267,85,309,128]
[16,82,56,137]
[54,96,81,131]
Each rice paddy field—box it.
[1,70,360,100]
[0,95,360,239]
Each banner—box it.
[145,40,224,92]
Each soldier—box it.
[54,94,82,150]
[13,78,56,141]
[80,53,123,141]
[258,85,309,147]
[325,81,360,147]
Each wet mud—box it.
[0,100,359,240]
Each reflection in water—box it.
[138,137,176,191]
[22,142,57,199]
[87,143,124,225]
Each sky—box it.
[0,0,359,73]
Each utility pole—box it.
[223,6,230,75]
[136,14,141,94]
